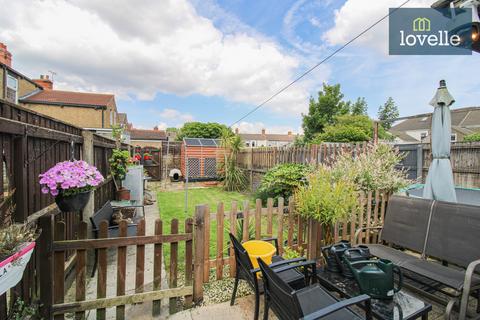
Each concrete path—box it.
[168,297,256,320]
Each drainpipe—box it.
[101,109,105,128]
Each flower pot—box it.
[0,242,35,296]
[116,187,131,201]
[55,191,91,212]
[144,159,153,166]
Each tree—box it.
[176,122,231,140]
[349,97,368,115]
[166,127,178,133]
[302,83,351,141]
[312,115,391,143]
[378,97,399,130]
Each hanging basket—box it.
[0,242,35,296]
[55,191,91,212]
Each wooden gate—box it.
[38,215,194,319]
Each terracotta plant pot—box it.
[116,187,131,201]
[55,191,91,212]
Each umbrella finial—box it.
[439,79,446,88]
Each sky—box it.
[1,0,479,134]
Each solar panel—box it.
[184,138,201,146]
[200,139,216,146]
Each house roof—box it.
[130,129,167,141]
[20,90,114,108]
[239,133,296,142]
[0,61,43,90]
[390,106,480,132]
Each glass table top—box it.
[316,267,432,320]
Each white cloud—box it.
[0,0,311,114]
[158,108,194,122]
[233,121,301,135]
[323,0,433,53]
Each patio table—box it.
[316,266,432,320]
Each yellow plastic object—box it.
[243,240,276,272]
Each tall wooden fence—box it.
[0,100,123,319]
[237,143,369,190]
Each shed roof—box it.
[20,89,114,108]
[183,138,220,147]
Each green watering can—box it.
[344,258,403,300]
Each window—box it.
[451,134,457,142]
[6,74,18,104]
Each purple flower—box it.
[39,160,104,197]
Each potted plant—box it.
[40,160,104,212]
[109,149,131,200]
[295,166,358,246]
[0,222,37,295]
[133,153,142,164]
[143,153,153,165]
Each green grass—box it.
[157,187,253,272]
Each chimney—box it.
[153,126,159,131]
[288,131,292,136]
[0,43,12,67]
[33,74,53,90]
[235,128,239,134]
[261,129,266,135]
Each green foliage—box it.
[109,149,130,181]
[176,122,231,140]
[331,144,410,192]
[166,127,179,133]
[301,83,372,142]
[293,135,306,147]
[283,246,304,260]
[463,132,480,142]
[350,97,368,115]
[295,166,357,226]
[219,129,248,192]
[111,124,124,144]
[256,163,310,204]
[302,83,351,141]
[312,115,391,143]
[8,299,40,320]
[235,219,255,241]
[378,97,399,130]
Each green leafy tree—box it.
[312,115,391,143]
[378,97,399,130]
[166,127,178,133]
[349,97,368,115]
[302,83,351,141]
[463,133,480,142]
[176,122,231,140]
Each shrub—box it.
[295,166,357,244]
[463,133,480,142]
[109,149,130,182]
[331,143,410,193]
[256,163,310,204]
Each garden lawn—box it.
[157,187,253,272]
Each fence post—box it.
[193,205,205,304]
[38,214,54,319]
[416,144,423,182]
[12,136,28,222]
[82,131,95,224]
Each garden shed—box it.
[181,138,224,181]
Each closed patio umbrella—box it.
[423,80,457,203]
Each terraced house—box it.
[0,42,121,139]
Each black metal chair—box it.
[258,258,373,320]
[229,233,308,320]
